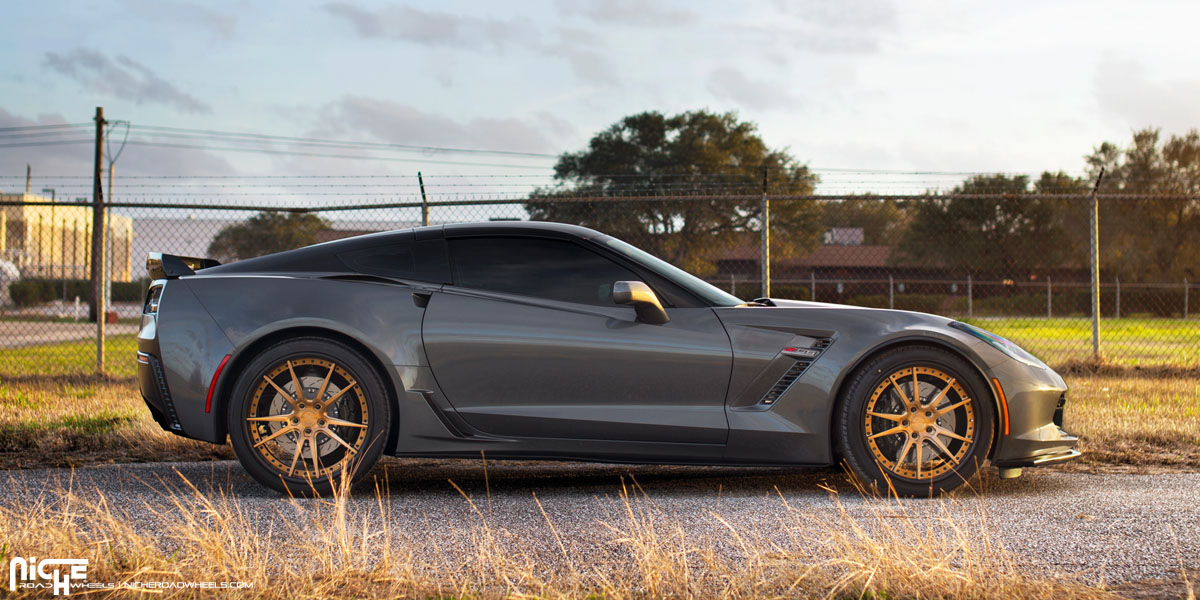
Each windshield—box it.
[601,236,745,307]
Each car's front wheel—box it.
[835,346,994,497]
[227,337,390,496]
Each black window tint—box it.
[339,243,416,279]
[450,237,638,306]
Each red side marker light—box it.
[783,347,799,353]
[206,354,231,413]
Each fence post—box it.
[1186,278,1190,320]
[810,271,815,302]
[1087,169,1104,361]
[760,166,770,298]
[729,274,736,297]
[1115,276,1120,319]
[888,274,894,309]
[967,274,973,318]
[418,171,429,227]
[90,106,106,375]
[1047,275,1052,318]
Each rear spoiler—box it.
[147,252,221,280]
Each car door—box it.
[421,234,733,444]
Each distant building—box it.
[0,193,134,281]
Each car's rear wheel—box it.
[228,337,390,496]
[835,346,994,497]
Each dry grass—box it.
[2,374,1197,473]
[0,375,231,468]
[0,472,1137,599]
[1065,375,1200,470]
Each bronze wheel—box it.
[229,337,390,496]
[247,357,369,479]
[864,366,976,481]
[835,346,994,496]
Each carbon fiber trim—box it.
[149,354,183,432]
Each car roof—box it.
[197,221,605,275]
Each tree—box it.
[207,211,330,262]
[896,174,1078,275]
[525,110,821,275]
[1084,128,1200,280]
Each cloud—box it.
[1094,55,1200,133]
[750,0,897,55]
[313,95,558,154]
[706,67,801,111]
[43,48,212,114]
[323,2,533,51]
[556,0,697,27]
[123,0,237,40]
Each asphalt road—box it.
[3,459,1197,587]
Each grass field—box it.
[963,317,1200,368]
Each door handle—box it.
[412,291,432,308]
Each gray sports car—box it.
[138,221,1079,496]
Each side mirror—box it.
[612,281,670,325]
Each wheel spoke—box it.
[912,368,920,404]
[322,428,358,455]
[263,376,298,409]
[321,380,359,409]
[316,363,335,404]
[309,435,322,476]
[934,398,970,417]
[915,439,923,478]
[253,425,296,448]
[928,434,958,465]
[868,425,907,440]
[324,416,367,429]
[888,374,912,406]
[894,436,915,466]
[936,426,971,443]
[247,414,291,423]
[868,411,906,422]
[288,436,305,476]
[286,360,306,402]
[928,377,956,407]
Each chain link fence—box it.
[2,174,1197,377]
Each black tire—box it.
[835,345,994,497]
[227,337,391,496]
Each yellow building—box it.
[0,193,134,282]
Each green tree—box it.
[207,211,330,262]
[897,174,1077,275]
[525,110,821,275]
[1084,128,1200,280]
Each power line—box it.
[128,124,560,159]
[0,123,92,133]
[115,140,558,170]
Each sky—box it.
[3,0,1200,192]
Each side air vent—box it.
[759,337,833,406]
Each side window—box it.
[339,243,416,279]
[449,236,639,306]
[338,239,451,283]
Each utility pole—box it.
[90,107,106,375]
[104,162,114,316]
[418,171,429,226]
[760,166,770,298]
[1088,168,1104,362]
[25,164,30,195]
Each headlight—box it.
[949,321,1046,368]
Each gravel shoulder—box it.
[2,459,1197,588]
